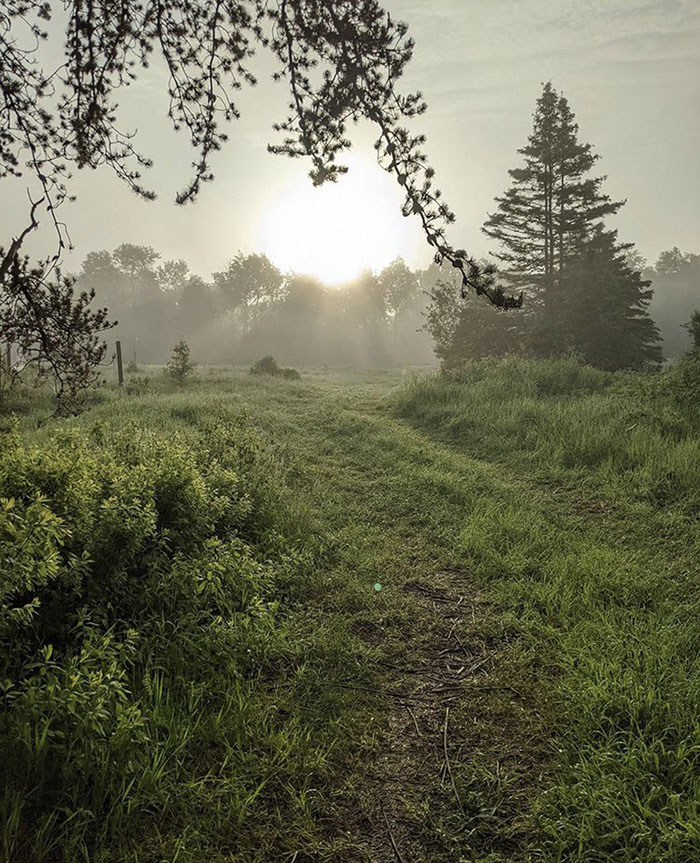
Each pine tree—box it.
[167,340,196,384]
[482,82,661,368]
[560,231,662,370]
[483,82,623,310]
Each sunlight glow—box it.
[256,154,420,284]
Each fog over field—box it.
[2,3,700,861]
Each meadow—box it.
[1,359,699,862]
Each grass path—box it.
[64,367,698,861]
[210,368,699,862]
[167,370,551,861]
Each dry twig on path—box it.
[443,706,464,813]
[380,800,407,863]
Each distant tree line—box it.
[646,249,700,359]
[76,248,436,367]
[426,83,697,372]
[77,235,696,372]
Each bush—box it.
[0,417,315,858]
[670,311,700,407]
[249,354,280,376]
[166,340,195,384]
[249,355,300,380]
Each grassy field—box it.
[1,360,699,861]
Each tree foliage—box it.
[379,257,419,339]
[647,249,700,358]
[1,0,520,309]
[551,232,662,370]
[0,207,112,414]
[476,82,661,370]
[424,269,524,368]
[213,252,284,329]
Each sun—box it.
[256,154,420,284]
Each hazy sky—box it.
[5,0,699,280]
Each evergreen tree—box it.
[178,276,216,341]
[167,340,195,384]
[483,82,623,308]
[559,231,662,370]
[482,82,661,368]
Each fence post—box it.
[116,340,124,387]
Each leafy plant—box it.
[249,355,301,380]
[0,414,322,858]
[166,340,195,384]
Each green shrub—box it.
[166,340,196,384]
[249,355,301,380]
[0,415,315,858]
[670,312,700,407]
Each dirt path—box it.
[235,377,549,861]
[355,570,488,862]
[337,562,543,863]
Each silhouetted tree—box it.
[482,82,660,368]
[424,270,523,368]
[79,250,129,322]
[379,258,419,344]
[76,244,174,362]
[345,269,388,363]
[1,0,517,309]
[157,259,190,294]
[648,249,700,357]
[557,231,662,370]
[483,82,623,313]
[178,275,216,339]
[213,253,284,330]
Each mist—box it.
[75,247,436,367]
[2,2,700,861]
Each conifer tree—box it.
[560,231,662,370]
[483,82,622,306]
[482,82,661,369]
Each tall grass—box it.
[394,357,700,860]
[395,356,700,511]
